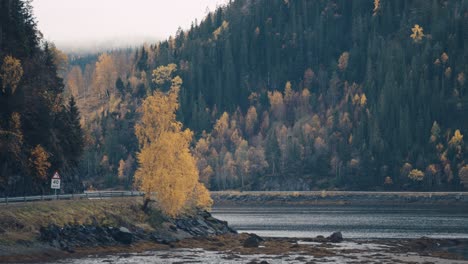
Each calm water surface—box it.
[212,204,468,239]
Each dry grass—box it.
[0,198,152,245]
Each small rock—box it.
[327,232,343,243]
[63,245,75,253]
[40,224,61,242]
[290,243,299,248]
[112,227,133,245]
[243,233,264,248]
[51,239,60,248]
[223,254,241,260]
[150,233,179,245]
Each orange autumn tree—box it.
[134,64,212,216]
[30,145,51,180]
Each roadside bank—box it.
[0,198,235,263]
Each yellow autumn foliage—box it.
[410,24,424,42]
[30,145,51,180]
[245,106,258,136]
[152,63,177,87]
[213,21,229,40]
[408,169,424,181]
[449,129,463,147]
[373,0,380,16]
[384,176,393,185]
[118,159,125,180]
[400,162,413,178]
[352,94,360,105]
[284,81,294,103]
[338,51,350,71]
[93,53,117,96]
[0,55,23,94]
[267,90,285,119]
[135,85,181,148]
[360,93,367,106]
[135,130,200,216]
[191,182,213,209]
[430,121,441,143]
[134,65,212,216]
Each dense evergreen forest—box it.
[0,0,84,195]
[65,0,467,191]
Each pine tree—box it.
[67,95,84,165]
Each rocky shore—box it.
[37,210,236,253]
[1,197,468,263]
[0,198,236,263]
[175,233,468,263]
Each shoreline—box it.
[211,191,468,206]
[1,195,468,263]
[0,198,235,263]
[2,234,468,263]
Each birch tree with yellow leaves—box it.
[134,64,212,216]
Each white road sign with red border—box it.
[51,172,61,189]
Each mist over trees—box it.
[63,0,466,191]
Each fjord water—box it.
[212,205,468,239]
[46,204,468,264]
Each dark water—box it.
[212,205,468,239]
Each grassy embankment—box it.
[0,198,160,246]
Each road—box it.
[0,191,144,205]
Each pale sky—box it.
[32,0,228,52]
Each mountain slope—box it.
[67,0,468,191]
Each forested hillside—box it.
[0,1,84,195]
[65,0,468,191]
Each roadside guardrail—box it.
[0,191,145,205]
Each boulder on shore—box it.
[243,233,264,248]
[327,231,343,243]
[150,232,179,245]
[111,227,133,245]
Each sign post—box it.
[51,172,61,198]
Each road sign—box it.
[51,172,61,190]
